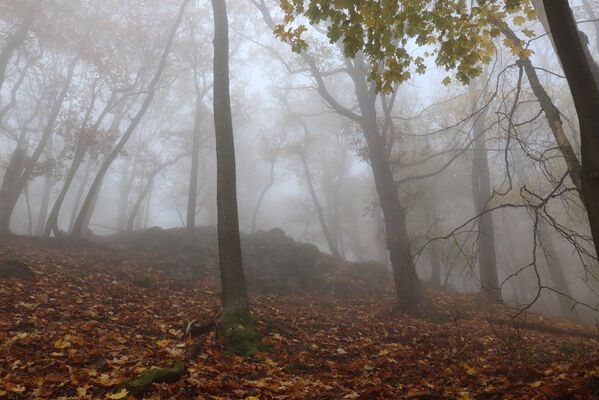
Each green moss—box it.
[114,361,185,397]
[221,310,263,357]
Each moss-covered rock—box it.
[0,258,35,280]
[241,228,328,293]
[113,361,185,397]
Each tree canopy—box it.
[276,0,538,91]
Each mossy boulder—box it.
[0,258,35,280]
[241,228,329,293]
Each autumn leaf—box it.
[106,388,128,399]
[54,339,71,349]
[513,15,526,25]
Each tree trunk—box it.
[24,182,32,236]
[298,135,340,257]
[250,158,275,233]
[537,219,581,320]
[127,174,156,232]
[35,170,54,236]
[350,57,433,317]
[212,0,259,356]
[542,1,599,258]
[187,97,202,232]
[471,109,501,302]
[71,0,189,239]
[68,157,93,233]
[424,197,441,288]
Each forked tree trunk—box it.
[350,57,432,317]
[542,1,599,258]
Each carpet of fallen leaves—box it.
[1,236,599,400]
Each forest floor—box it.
[0,235,598,400]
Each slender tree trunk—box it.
[212,0,259,355]
[187,97,202,232]
[68,157,92,233]
[35,171,54,236]
[127,174,156,231]
[116,158,132,230]
[542,1,599,258]
[471,109,501,301]
[537,219,581,320]
[23,182,32,235]
[424,197,441,288]
[142,182,153,229]
[71,0,189,239]
[0,56,79,233]
[250,158,275,233]
[0,146,26,234]
[298,138,340,257]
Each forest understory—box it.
[0,233,598,400]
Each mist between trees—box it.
[1,0,599,326]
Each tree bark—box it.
[542,1,599,258]
[212,0,261,356]
[212,0,250,316]
[471,109,501,302]
[71,0,189,239]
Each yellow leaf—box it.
[0,390,6,397]
[336,348,347,355]
[378,349,389,356]
[54,339,71,349]
[156,339,170,347]
[530,381,543,388]
[106,388,128,399]
[513,15,526,26]
[442,76,451,86]
[462,362,477,375]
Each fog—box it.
[1,0,598,324]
